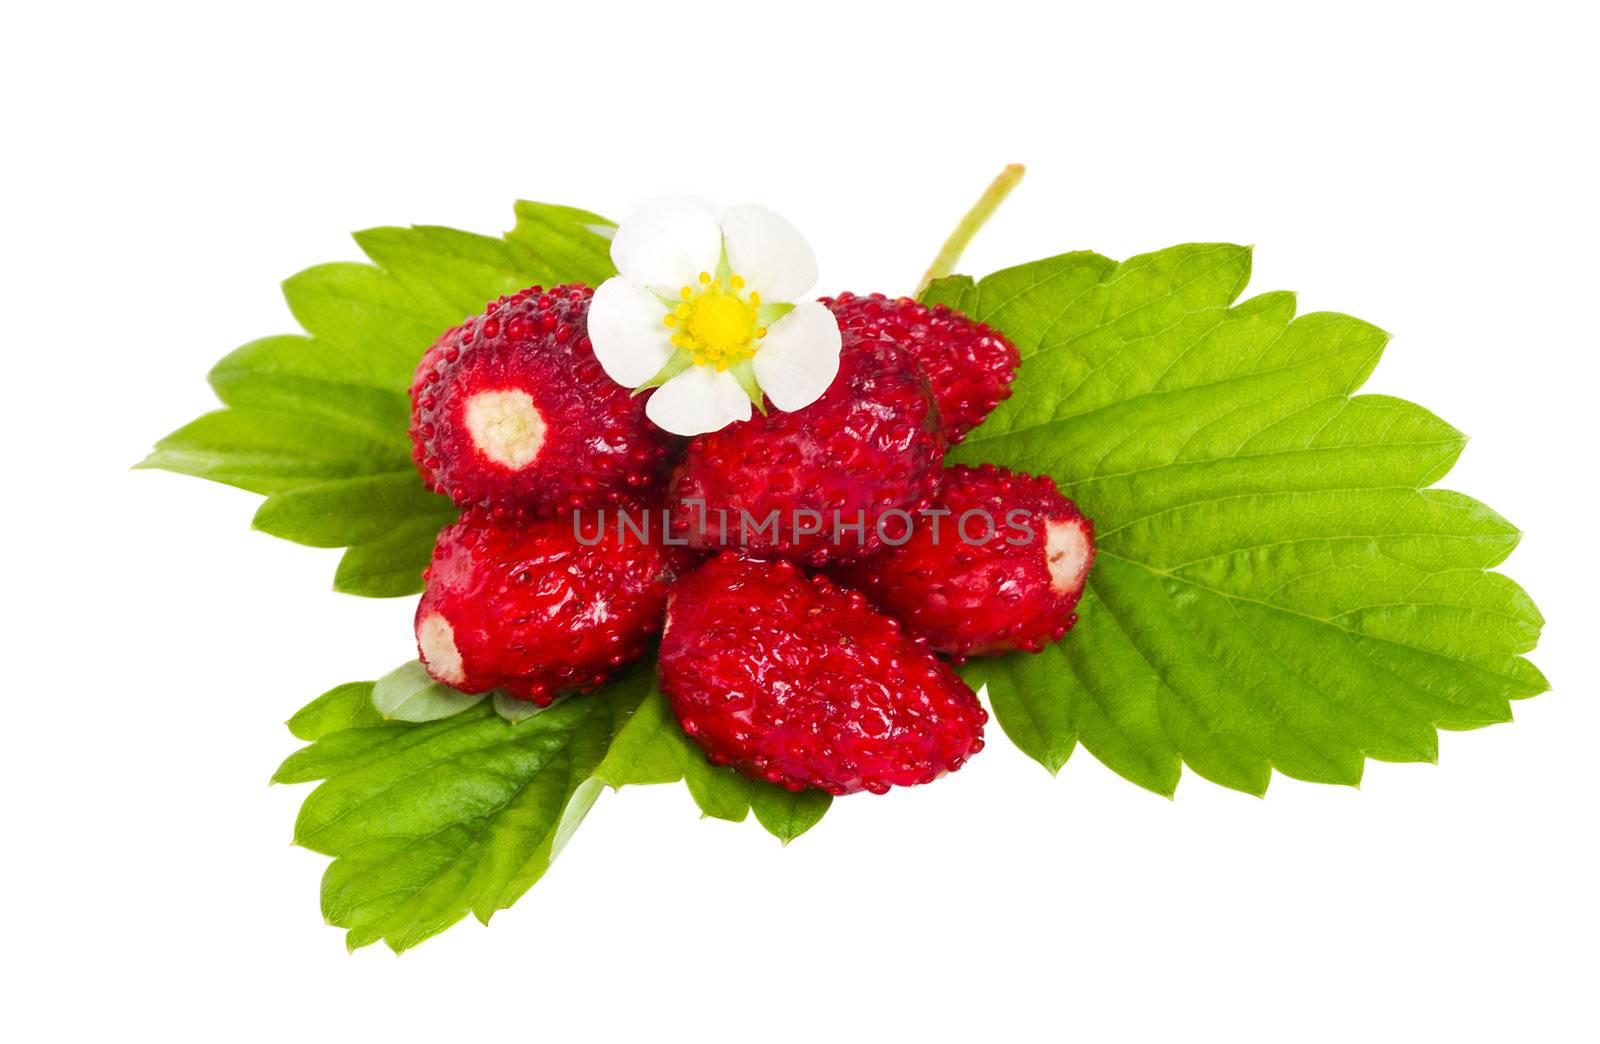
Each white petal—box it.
[645,366,752,436]
[588,277,675,386]
[752,302,842,412]
[610,196,723,294]
[720,204,818,301]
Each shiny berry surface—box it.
[837,464,1095,657]
[408,323,462,492]
[824,292,1020,443]
[409,285,673,515]
[659,552,986,795]
[415,506,690,704]
[666,339,944,566]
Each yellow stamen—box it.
[665,271,767,370]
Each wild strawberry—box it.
[659,552,986,795]
[409,285,674,515]
[665,339,943,566]
[408,323,461,493]
[823,292,1019,443]
[837,464,1095,657]
[415,505,689,704]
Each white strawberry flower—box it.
[588,198,843,436]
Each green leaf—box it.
[503,202,618,288]
[351,226,553,325]
[275,664,652,953]
[371,661,487,722]
[276,662,828,951]
[252,473,455,549]
[493,692,550,723]
[281,262,459,387]
[140,201,616,595]
[919,274,977,313]
[934,243,1547,796]
[136,408,410,496]
[596,686,831,840]
[332,515,453,598]
[957,657,1076,776]
[207,335,412,449]
[285,682,387,743]
[592,683,686,786]
[749,786,833,846]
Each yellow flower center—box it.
[663,272,768,370]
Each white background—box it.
[4,1,1595,1040]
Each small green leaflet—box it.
[276,666,828,952]
[138,202,617,597]
[371,660,487,721]
[493,692,549,723]
[924,243,1547,796]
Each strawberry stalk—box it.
[917,163,1026,295]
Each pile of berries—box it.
[408,285,1095,796]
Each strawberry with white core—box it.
[415,505,691,704]
[836,464,1096,657]
[461,389,546,469]
[415,612,465,685]
[1044,517,1094,595]
[409,284,673,516]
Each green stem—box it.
[917,163,1026,296]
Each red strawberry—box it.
[837,464,1095,657]
[415,505,689,704]
[666,339,943,566]
[410,285,674,515]
[408,323,461,492]
[659,552,986,795]
[823,292,1019,443]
